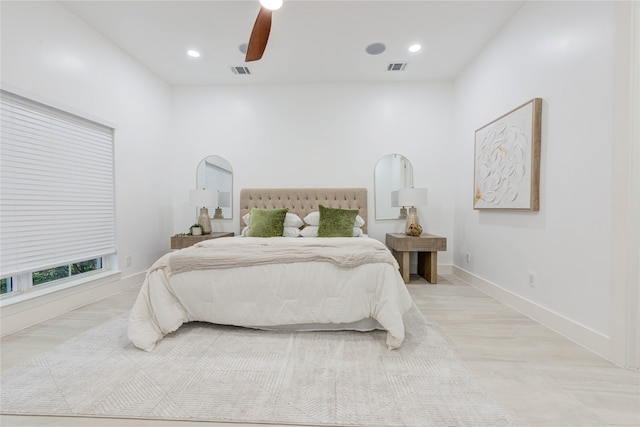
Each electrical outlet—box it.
[465,252,471,263]
[126,256,132,267]
[528,272,536,288]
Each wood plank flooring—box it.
[1,274,638,426]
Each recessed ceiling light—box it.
[187,49,201,58]
[365,43,386,55]
[408,44,422,53]
[260,0,283,11]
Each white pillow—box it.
[300,226,363,237]
[283,226,301,237]
[285,213,304,227]
[243,211,304,228]
[303,211,365,227]
[299,225,318,237]
[242,225,301,237]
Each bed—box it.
[128,188,413,351]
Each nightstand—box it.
[386,233,447,284]
[170,232,234,250]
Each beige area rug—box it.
[1,305,515,426]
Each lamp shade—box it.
[189,188,217,208]
[392,188,428,207]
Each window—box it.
[1,278,12,295]
[32,258,103,286]
[0,90,116,296]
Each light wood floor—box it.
[1,274,638,426]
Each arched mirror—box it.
[374,153,413,220]
[196,155,233,219]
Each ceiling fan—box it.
[245,0,283,62]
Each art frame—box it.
[473,98,542,210]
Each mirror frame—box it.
[196,155,233,219]
[374,153,413,220]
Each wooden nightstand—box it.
[170,232,234,250]
[386,233,447,284]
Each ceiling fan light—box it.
[259,0,282,11]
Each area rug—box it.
[1,305,515,426]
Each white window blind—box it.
[204,161,232,197]
[0,90,116,278]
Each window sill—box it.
[0,270,121,308]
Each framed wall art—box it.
[473,98,542,210]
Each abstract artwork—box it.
[473,98,542,210]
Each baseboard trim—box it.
[452,266,613,364]
[0,272,144,337]
[410,263,453,275]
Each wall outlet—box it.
[465,252,471,263]
[126,256,132,267]
[528,272,536,288]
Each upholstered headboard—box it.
[240,188,368,234]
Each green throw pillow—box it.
[317,205,359,237]
[246,208,288,237]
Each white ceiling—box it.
[59,0,525,86]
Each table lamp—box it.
[392,188,428,236]
[390,191,407,219]
[189,188,217,234]
[214,191,230,219]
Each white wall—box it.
[170,82,456,261]
[1,1,174,279]
[454,1,616,347]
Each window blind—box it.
[204,161,232,197]
[0,90,116,278]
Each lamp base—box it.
[198,207,212,234]
[213,207,224,220]
[405,207,423,236]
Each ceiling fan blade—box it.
[245,7,272,62]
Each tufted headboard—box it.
[240,188,368,234]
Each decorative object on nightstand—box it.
[190,188,217,234]
[407,222,423,237]
[391,187,428,236]
[190,224,203,235]
[214,191,230,219]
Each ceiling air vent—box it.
[230,66,252,75]
[387,63,407,71]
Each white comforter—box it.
[128,237,413,351]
